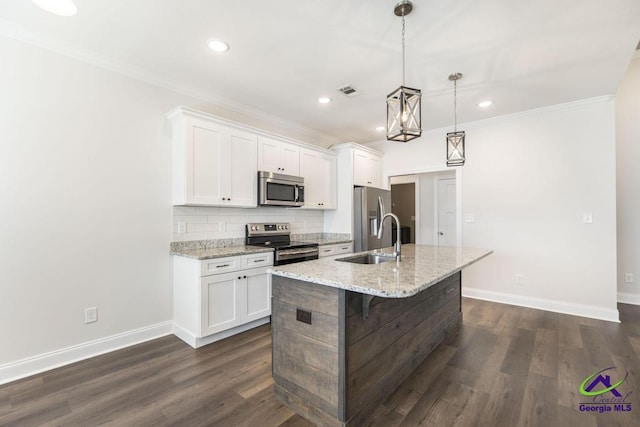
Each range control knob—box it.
[285,225,289,229]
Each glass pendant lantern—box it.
[386,1,421,142]
[446,73,465,166]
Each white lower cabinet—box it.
[173,252,273,348]
[318,242,353,258]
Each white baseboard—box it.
[0,321,172,386]
[173,317,271,349]
[618,292,640,306]
[462,287,620,323]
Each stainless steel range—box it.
[246,223,319,266]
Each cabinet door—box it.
[300,148,321,208]
[281,143,300,176]
[226,129,258,207]
[321,154,337,209]
[245,269,271,322]
[187,120,226,204]
[258,136,300,175]
[300,149,337,210]
[201,272,242,336]
[257,136,282,174]
[353,150,382,188]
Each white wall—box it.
[0,34,331,382]
[377,97,619,321]
[616,53,640,303]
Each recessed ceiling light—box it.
[207,39,230,53]
[478,100,492,108]
[376,126,385,131]
[32,0,77,16]
[318,97,332,104]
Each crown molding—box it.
[0,18,340,147]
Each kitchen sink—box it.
[336,253,396,265]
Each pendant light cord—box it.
[454,79,457,133]
[402,15,406,86]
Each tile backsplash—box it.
[172,206,325,241]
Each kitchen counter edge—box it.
[269,245,493,298]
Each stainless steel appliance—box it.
[258,171,304,207]
[246,222,318,266]
[353,186,392,252]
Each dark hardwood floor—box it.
[2,299,640,426]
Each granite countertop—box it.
[269,244,493,298]
[171,245,274,260]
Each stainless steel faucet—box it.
[376,196,401,261]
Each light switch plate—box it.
[177,222,186,234]
[583,212,593,224]
[625,273,634,283]
[465,214,475,223]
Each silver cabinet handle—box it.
[216,264,230,268]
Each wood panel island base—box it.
[272,273,461,426]
[269,244,492,426]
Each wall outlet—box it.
[465,214,475,223]
[515,274,525,285]
[583,212,593,224]
[625,273,635,283]
[85,307,98,324]
[177,222,186,234]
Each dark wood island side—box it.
[269,244,492,426]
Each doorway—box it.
[389,171,458,246]
[390,182,416,244]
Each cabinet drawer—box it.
[201,256,242,276]
[242,252,274,269]
[319,246,337,257]
[333,243,353,255]
[318,243,353,258]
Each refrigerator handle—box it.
[377,196,386,234]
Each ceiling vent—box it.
[337,84,360,97]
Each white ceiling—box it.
[1,0,639,144]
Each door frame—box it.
[385,166,463,247]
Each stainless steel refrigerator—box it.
[353,186,392,252]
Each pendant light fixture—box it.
[446,73,465,166]
[386,1,421,142]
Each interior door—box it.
[437,178,457,246]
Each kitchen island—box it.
[269,244,492,427]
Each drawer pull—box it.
[253,259,265,263]
[216,264,230,268]
[445,287,456,294]
[323,249,331,253]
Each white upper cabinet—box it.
[168,107,257,207]
[300,147,337,210]
[258,136,300,176]
[353,149,383,188]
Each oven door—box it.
[275,247,319,265]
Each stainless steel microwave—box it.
[258,171,304,207]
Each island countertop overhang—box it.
[268,244,493,298]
